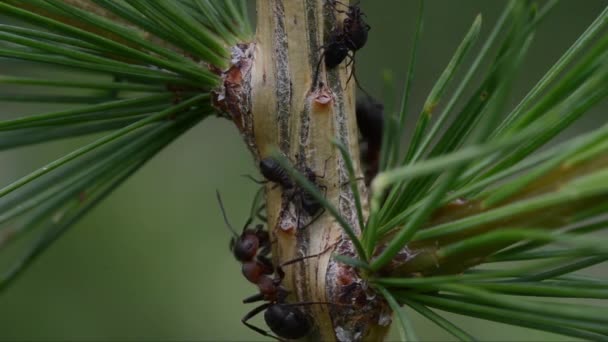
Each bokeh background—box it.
[1,0,607,340]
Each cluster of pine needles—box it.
[0,0,607,340]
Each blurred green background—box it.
[1,0,607,340]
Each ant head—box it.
[232,232,260,262]
[264,304,312,340]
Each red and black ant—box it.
[241,247,339,340]
[216,191,274,284]
[217,190,339,339]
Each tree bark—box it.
[214,0,391,340]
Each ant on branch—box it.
[217,191,274,284]
[216,190,339,339]
[256,156,328,229]
[314,1,370,88]
[241,250,339,340]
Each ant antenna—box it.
[249,186,265,222]
[216,190,239,237]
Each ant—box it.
[259,157,295,190]
[334,1,370,53]
[258,157,328,228]
[216,191,274,284]
[314,1,370,87]
[259,157,324,216]
[217,190,335,339]
[242,246,339,340]
[356,94,384,184]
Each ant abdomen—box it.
[324,31,350,69]
[264,304,312,340]
[260,157,293,189]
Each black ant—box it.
[216,191,274,284]
[356,94,384,184]
[217,190,336,339]
[259,157,294,190]
[257,157,328,228]
[242,247,339,340]
[322,29,351,70]
[334,1,370,52]
[314,1,370,87]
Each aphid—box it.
[356,95,384,184]
[217,191,274,284]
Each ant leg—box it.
[325,0,345,19]
[240,217,254,233]
[340,176,365,187]
[243,176,281,194]
[284,188,300,228]
[345,53,356,85]
[248,186,266,221]
[298,185,327,230]
[255,203,267,222]
[333,0,350,7]
[330,0,350,12]
[299,207,325,231]
[280,241,338,268]
[242,174,267,185]
[317,156,331,180]
[344,51,355,68]
[343,54,371,97]
[241,303,281,341]
[296,201,302,231]
[343,52,371,96]
[353,69,371,97]
[284,301,347,308]
[243,292,265,304]
[257,213,268,222]
[313,49,327,89]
